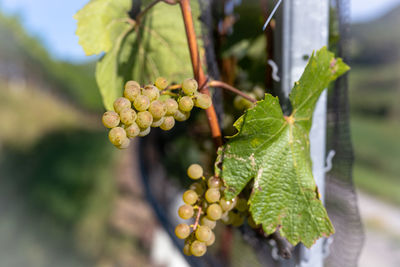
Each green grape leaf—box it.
[219,47,350,247]
[74,0,132,56]
[92,1,202,110]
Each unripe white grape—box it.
[252,86,265,100]
[205,231,215,246]
[173,109,190,122]
[175,223,191,239]
[160,116,175,131]
[194,93,212,109]
[187,164,203,179]
[113,97,131,113]
[117,138,130,149]
[206,203,222,221]
[178,96,194,112]
[200,217,216,229]
[236,198,248,212]
[136,111,153,129]
[151,117,165,127]
[190,241,207,257]
[102,111,120,128]
[182,190,198,205]
[134,95,150,111]
[108,127,127,146]
[142,85,160,101]
[195,225,212,242]
[182,78,198,95]
[125,80,140,89]
[124,81,141,101]
[219,197,236,211]
[233,95,255,110]
[119,108,137,125]
[155,77,168,90]
[148,100,166,119]
[183,243,192,256]
[178,204,194,220]
[164,98,178,115]
[138,127,151,137]
[125,123,140,138]
[205,188,220,203]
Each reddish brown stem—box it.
[209,80,257,103]
[179,0,223,148]
[193,206,202,231]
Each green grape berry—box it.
[190,182,205,196]
[160,116,175,131]
[151,117,164,127]
[205,231,215,246]
[206,204,222,221]
[119,108,137,125]
[182,78,198,95]
[108,127,127,146]
[205,188,220,203]
[183,190,198,205]
[173,109,190,122]
[236,198,248,212]
[134,95,151,111]
[175,223,191,239]
[136,111,153,129]
[117,137,130,149]
[195,225,212,242]
[178,96,194,112]
[138,127,151,137]
[155,77,168,90]
[178,204,194,220]
[183,243,192,256]
[219,198,236,211]
[252,86,265,100]
[187,164,203,179]
[200,217,216,230]
[113,97,131,114]
[148,100,166,119]
[194,93,212,109]
[207,177,221,188]
[125,80,140,89]
[124,81,141,101]
[190,241,207,257]
[102,111,120,128]
[247,216,259,229]
[231,213,245,227]
[164,98,179,115]
[125,123,140,138]
[142,85,160,101]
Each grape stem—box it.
[208,80,257,103]
[135,0,161,24]
[193,206,202,231]
[136,0,178,25]
[165,84,182,90]
[179,0,223,148]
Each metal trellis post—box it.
[276,0,330,266]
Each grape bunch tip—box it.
[175,164,259,257]
[101,77,212,149]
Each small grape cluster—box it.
[175,164,257,257]
[102,77,212,149]
[233,86,265,110]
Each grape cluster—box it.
[175,164,256,257]
[102,77,212,149]
[233,86,265,110]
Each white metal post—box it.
[279,0,330,266]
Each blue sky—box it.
[1,0,399,62]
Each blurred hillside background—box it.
[0,0,399,266]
